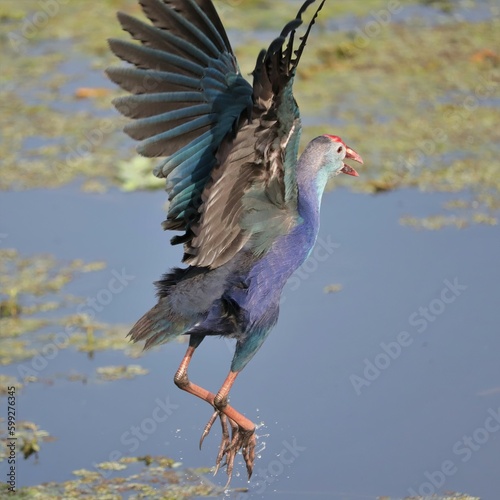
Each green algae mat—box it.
[1,0,498,227]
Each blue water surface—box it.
[1,185,499,499]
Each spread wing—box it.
[107,0,325,268]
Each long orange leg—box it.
[173,344,256,483]
[173,344,214,406]
[173,343,231,456]
[211,370,256,480]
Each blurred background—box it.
[0,0,499,498]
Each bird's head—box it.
[297,134,363,203]
[322,134,363,178]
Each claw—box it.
[242,430,256,478]
[214,414,230,474]
[201,410,257,484]
[227,428,256,480]
[223,475,232,491]
[199,410,218,449]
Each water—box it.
[1,186,499,499]
[1,0,499,497]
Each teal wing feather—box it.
[106,0,253,240]
[187,0,326,267]
[237,0,326,258]
[107,0,325,268]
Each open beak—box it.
[340,146,363,177]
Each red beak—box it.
[340,146,363,177]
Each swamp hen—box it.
[106,0,362,484]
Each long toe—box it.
[214,414,231,474]
[199,410,219,449]
[242,430,256,479]
[222,426,256,485]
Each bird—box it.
[106,0,362,484]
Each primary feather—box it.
[107,0,325,269]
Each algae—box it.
[1,0,498,226]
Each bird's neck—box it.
[234,150,328,326]
[296,151,328,239]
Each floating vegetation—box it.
[0,0,498,226]
[0,250,111,366]
[0,375,23,395]
[96,364,149,382]
[0,455,223,499]
[0,420,53,461]
[0,249,105,312]
[298,18,500,227]
[117,156,164,192]
[0,249,183,375]
[323,283,343,293]
[0,249,202,495]
[0,248,154,387]
[61,315,141,357]
[401,494,480,500]
[400,214,470,230]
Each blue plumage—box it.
[107,0,362,484]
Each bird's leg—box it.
[201,408,231,469]
[173,339,256,483]
[212,413,232,474]
[173,343,233,467]
[211,371,256,481]
[173,340,215,407]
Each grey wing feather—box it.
[107,0,324,269]
[188,1,325,267]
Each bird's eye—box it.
[337,146,343,154]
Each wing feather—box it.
[108,0,324,268]
[187,1,325,267]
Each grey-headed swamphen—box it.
[106,0,362,483]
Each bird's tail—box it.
[127,300,189,350]
[127,265,215,349]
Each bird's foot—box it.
[221,425,256,483]
[200,410,256,485]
